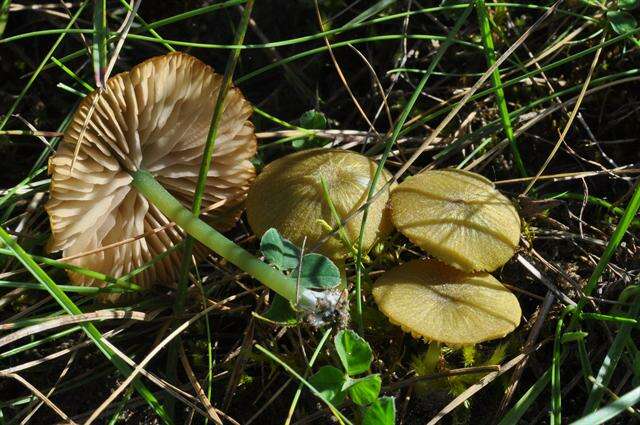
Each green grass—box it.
[1,1,640,423]
[477,0,526,177]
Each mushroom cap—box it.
[245,148,393,259]
[390,169,520,272]
[372,259,521,345]
[45,52,256,297]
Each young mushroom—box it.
[372,259,521,346]
[390,169,521,272]
[46,52,256,299]
[246,148,393,260]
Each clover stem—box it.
[131,169,321,310]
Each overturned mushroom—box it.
[46,52,256,297]
[372,259,521,346]
[390,169,521,272]
[246,148,393,260]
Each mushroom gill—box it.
[45,52,256,296]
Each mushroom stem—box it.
[131,169,330,312]
[424,342,443,374]
[337,260,347,290]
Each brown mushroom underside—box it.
[46,52,256,297]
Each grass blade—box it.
[166,1,256,415]
[571,385,640,425]
[178,0,256,305]
[284,329,332,425]
[254,343,352,425]
[476,0,526,176]
[577,180,640,310]
[346,0,396,25]
[0,227,173,424]
[0,0,10,38]
[352,2,476,334]
[551,310,569,424]
[92,0,107,87]
[583,288,640,414]
[0,247,138,288]
[498,371,550,425]
[0,1,89,131]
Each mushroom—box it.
[246,148,393,260]
[372,259,521,346]
[389,169,521,272]
[373,169,522,362]
[45,52,256,298]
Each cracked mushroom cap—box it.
[372,259,521,346]
[246,149,393,259]
[45,52,256,297]
[390,169,521,272]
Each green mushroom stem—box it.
[131,169,338,314]
[424,341,443,374]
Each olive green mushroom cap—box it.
[372,259,521,346]
[390,169,521,272]
[246,149,393,259]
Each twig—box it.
[178,341,226,425]
[4,373,76,424]
[84,302,219,424]
[310,1,562,253]
[104,0,141,79]
[523,33,605,195]
[313,0,378,134]
[516,254,576,306]
[497,290,556,417]
[16,348,78,424]
[426,340,551,425]
[384,365,501,392]
[0,310,147,347]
